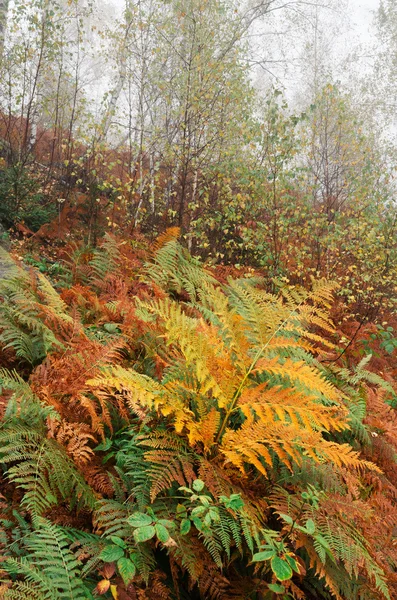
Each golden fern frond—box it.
[220,415,380,476]
[287,326,337,350]
[142,296,198,348]
[87,365,194,433]
[87,365,160,409]
[145,239,217,300]
[238,383,347,432]
[197,281,251,368]
[254,356,341,402]
[226,279,289,346]
[197,323,242,404]
[279,279,337,312]
[308,278,339,308]
[277,283,308,308]
[312,440,381,472]
[262,335,317,354]
[221,418,302,474]
[297,305,336,334]
[143,297,238,406]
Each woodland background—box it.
[1,0,397,599]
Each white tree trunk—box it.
[0,0,9,58]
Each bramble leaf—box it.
[117,557,136,586]
[271,556,293,581]
[128,513,153,527]
[133,525,156,543]
[100,545,125,562]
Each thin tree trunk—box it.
[96,3,134,146]
[0,0,9,58]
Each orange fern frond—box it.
[152,227,181,253]
[48,420,96,465]
[187,407,221,451]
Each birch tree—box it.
[0,0,8,58]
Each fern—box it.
[0,260,74,364]
[0,241,393,600]
[2,518,92,600]
[145,238,217,300]
[0,402,96,516]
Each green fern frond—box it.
[88,233,120,282]
[0,264,74,364]
[94,499,134,537]
[145,239,217,300]
[2,518,91,600]
[0,413,95,515]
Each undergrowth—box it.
[0,231,396,600]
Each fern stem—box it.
[31,440,47,516]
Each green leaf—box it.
[110,536,126,548]
[208,507,220,522]
[104,323,120,333]
[271,556,293,581]
[157,519,174,530]
[117,557,136,586]
[204,512,212,526]
[176,504,187,517]
[128,513,153,528]
[192,479,205,492]
[133,525,156,543]
[155,523,170,543]
[221,493,244,511]
[180,518,191,535]
[199,495,211,506]
[305,519,315,534]
[268,583,285,594]
[252,550,276,562]
[191,506,206,517]
[178,486,193,494]
[100,545,125,562]
[192,516,204,531]
[279,513,293,525]
[285,554,300,573]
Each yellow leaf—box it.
[110,584,119,599]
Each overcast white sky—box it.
[105,0,380,40]
[95,0,385,105]
[351,0,379,31]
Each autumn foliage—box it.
[1,3,397,597]
[0,231,396,600]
